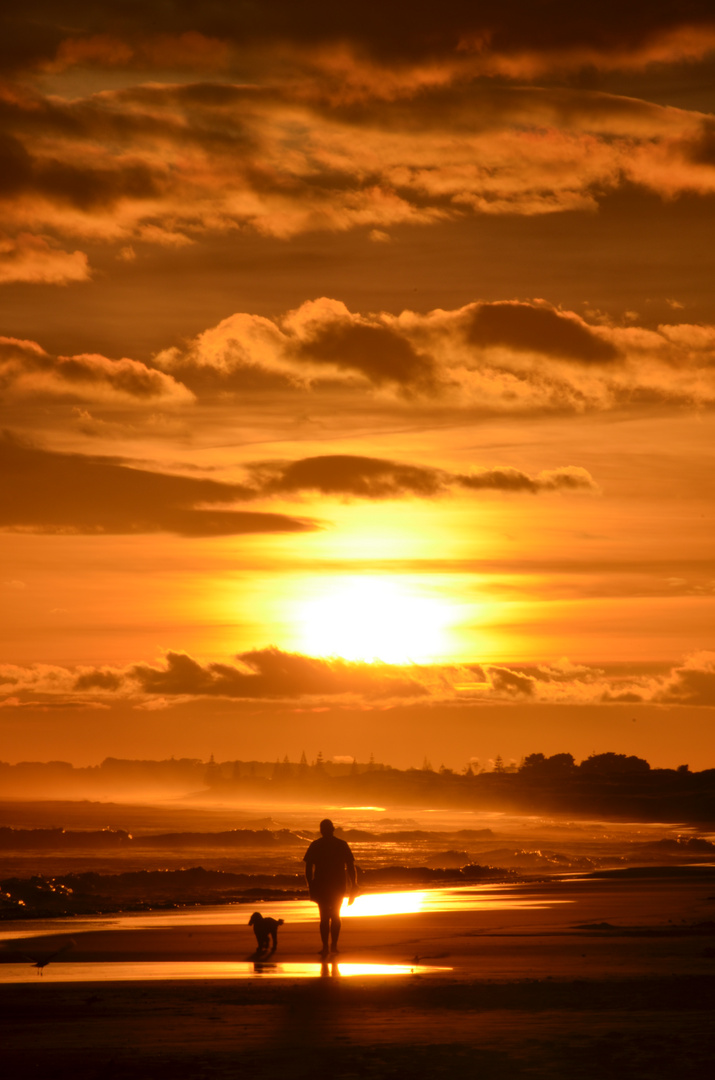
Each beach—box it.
[3,867,714,1079]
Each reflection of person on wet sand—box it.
[304,818,356,958]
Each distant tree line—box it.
[1,751,714,821]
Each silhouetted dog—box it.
[248,912,284,954]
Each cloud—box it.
[130,647,428,700]
[4,15,715,274]
[0,697,109,710]
[46,32,231,74]
[6,649,715,710]
[652,652,715,705]
[456,465,596,493]
[465,302,620,362]
[0,233,90,284]
[157,297,715,414]
[285,299,437,388]
[246,455,448,499]
[157,298,438,392]
[7,4,715,83]
[0,430,596,541]
[488,666,537,696]
[452,653,715,705]
[243,455,598,499]
[0,335,192,404]
[0,127,164,213]
[0,432,318,536]
[73,669,124,692]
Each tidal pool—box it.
[0,959,451,983]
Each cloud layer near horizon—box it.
[2,647,715,708]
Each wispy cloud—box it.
[0,432,318,536]
[0,233,90,285]
[0,432,596,537]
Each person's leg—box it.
[329,895,344,951]
[317,900,330,955]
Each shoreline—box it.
[2,860,715,923]
[3,867,714,1078]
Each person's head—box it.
[319,818,335,836]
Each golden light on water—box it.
[295,577,453,662]
[0,961,451,983]
[341,891,428,917]
[341,888,572,919]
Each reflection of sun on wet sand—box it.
[2,869,715,1077]
[1,870,713,976]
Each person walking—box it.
[304,818,356,958]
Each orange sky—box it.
[1,2,715,770]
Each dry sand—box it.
[2,871,714,1079]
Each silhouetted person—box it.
[304,818,356,958]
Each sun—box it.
[296,576,451,663]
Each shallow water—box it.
[0,882,572,944]
[0,959,452,983]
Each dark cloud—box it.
[0,82,261,163]
[1,27,713,275]
[654,656,715,705]
[0,130,165,212]
[487,666,537,696]
[682,119,715,166]
[600,690,646,703]
[312,82,675,134]
[293,320,437,388]
[3,3,715,72]
[0,432,317,536]
[54,354,182,397]
[155,298,715,414]
[0,435,598,539]
[131,647,427,700]
[73,669,123,692]
[247,455,448,499]
[465,302,621,362]
[157,301,441,394]
[8,651,715,708]
[244,454,597,499]
[456,465,595,493]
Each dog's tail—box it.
[277,919,284,926]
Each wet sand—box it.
[2,870,715,1078]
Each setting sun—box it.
[296,577,451,662]
[3,3,715,1073]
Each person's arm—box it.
[304,849,315,893]
[345,844,357,890]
